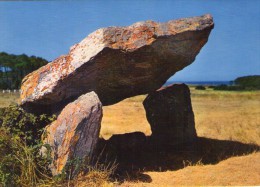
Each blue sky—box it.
[0,0,259,81]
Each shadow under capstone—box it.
[96,134,260,183]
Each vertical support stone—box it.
[143,84,197,147]
[43,91,102,177]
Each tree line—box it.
[0,52,48,89]
[195,75,260,91]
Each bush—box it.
[0,128,54,186]
[213,84,245,91]
[0,105,117,186]
[0,105,56,186]
[234,75,260,90]
[208,85,216,89]
[213,84,228,90]
[0,105,56,145]
[195,85,206,90]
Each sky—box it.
[0,0,259,81]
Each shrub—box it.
[213,84,228,90]
[234,75,260,90]
[0,105,117,186]
[195,85,206,90]
[0,128,54,186]
[213,84,245,91]
[0,105,55,186]
[208,85,216,89]
[0,105,55,145]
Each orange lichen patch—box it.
[45,109,80,174]
[40,86,49,92]
[50,57,64,71]
[43,92,102,175]
[50,55,73,73]
[20,71,40,101]
[21,54,75,103]
[104,23,157,51]
[20,61,53,101]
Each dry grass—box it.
[121,152,260,186]
[1,88,260,186]
[101,88,260,146]
[101,87,260,186]
[191,87,260,145]
[101,95,151,140]
[64,161,117,187]
[0,91,20,108]
[72,170,115,187]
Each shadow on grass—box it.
[97,132,260,183]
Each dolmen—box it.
[20,14,214,176]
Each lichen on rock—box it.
[20,14,214,114]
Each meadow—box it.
[0,91,20,108]
[102,87,260,145]
[102,86,260,186]
[0,87,259,186]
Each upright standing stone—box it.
[43,91,102,177]
[143,84,197,147]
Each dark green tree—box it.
[0,52,48,89]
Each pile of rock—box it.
[20,14,214,177]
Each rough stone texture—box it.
[21,14,214,114]
[43,91,102,176]
[143,84,197,146]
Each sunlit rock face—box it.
[20,14,214,114]
[43,92,102,177]
[143,84,197,146]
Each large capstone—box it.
[43,91,102,177]
[143,84,197,146]
[21,14,214,114]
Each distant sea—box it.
[165,81,233,86]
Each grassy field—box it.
[0,91,20,108]
[101,95,151,140]
[102,87,260,186]
[121,152,260,186]
[1,87,260,186]
[102,87,260,145]
[191,87,260,145]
